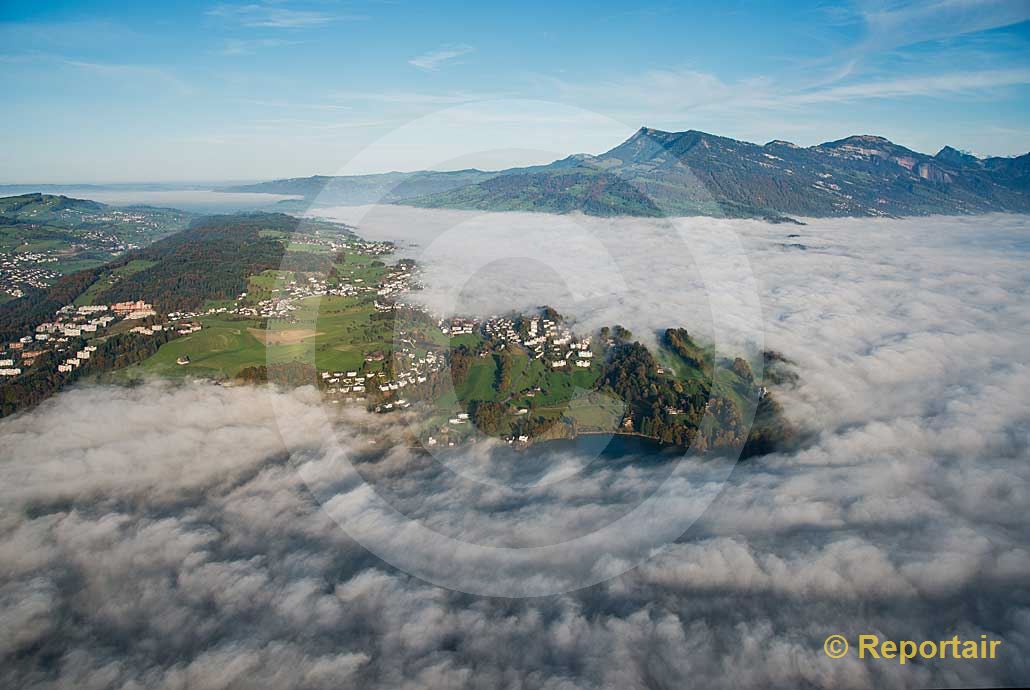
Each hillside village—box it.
[0,300,170,378]
[0,231,399,387]
[0,252,61,300]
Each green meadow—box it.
[131,315,266,378]
[131,293,398,379]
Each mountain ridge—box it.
[226,128,1030,220]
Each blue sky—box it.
[1,0,1028,182]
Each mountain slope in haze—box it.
[222,170,496,205]
[403,128,1030,219]
[409,169,666,217]
[0,192,105,219]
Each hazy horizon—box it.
[2,1,1029,183]
[4,123,1030,189]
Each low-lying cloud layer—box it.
[2,209,1030,688]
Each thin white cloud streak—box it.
[239,98,354,111]
[220,37,302,55]
[206,3,363,29]
[408,44,475,71]
[796,0,1030,95]
[546,65,1030,123]
[330,89,499,106]
[243,117,401,131]
[790,67,1030,104]
[856,0,1030,52]
[543,68,745,115]
[0,52,192,96]
[63,59,192,96]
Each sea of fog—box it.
[2,208,1029,689]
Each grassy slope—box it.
[126,294,391,380]
[132,315,266,378]
[130,250,395,378]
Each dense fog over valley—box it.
[2,210,1029,688]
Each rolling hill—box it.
[0,193,191,242]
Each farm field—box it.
[129,315,266,378]
[129,294,398,379]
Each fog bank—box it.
[3,209,1030,688]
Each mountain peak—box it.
[629,126,680,142]
[631,127,723,141]
[821,134,895,149]
[934,145,982,167]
